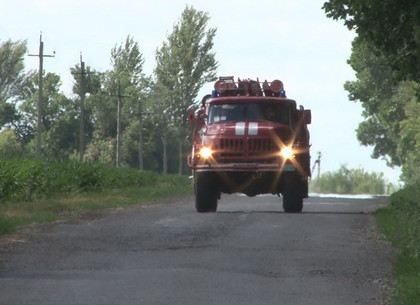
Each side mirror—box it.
[297,109,311,125]
[304,109,311,125]
[197,109,207,126]
[187,108,195,124]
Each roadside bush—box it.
[388,184,420,258]
[0,158,183,203]
[310,165,389,194]
[376,183,420,305]
[99,166,159,189]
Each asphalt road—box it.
[0,194,393,305]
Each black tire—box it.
[282,176,303,213]
[195,172,218,213]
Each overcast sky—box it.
[0,0,402,184]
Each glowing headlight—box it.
[199,147,213,159]
[280,147,294,159]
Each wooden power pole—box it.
[116,81,122,167]
[312,151,322,179]
[138,101,144,170]
[28,33,55,158]
[111,79,128,167]
[71,54,88,161]
[79,58,86,161]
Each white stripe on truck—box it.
[248,122,258,135]
[235,122,245,135]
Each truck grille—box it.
[248,138,278,153]
[220,138,244,151]
[217,138,279,161]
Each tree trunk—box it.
[178,139,183,174]
[163,130,167,174]
[138,104,144,170]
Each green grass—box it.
[0,176,193,237]
[0,159,194,236]
[376,191,420,305]
[393,255,420,305]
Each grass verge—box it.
[0,176,192,237]
[375,186,420,305]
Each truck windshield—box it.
[209,103,289,124]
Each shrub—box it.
[377,183,420,305]
[389,184,420,258]
[0,158,185,203]
[310,164,389,194]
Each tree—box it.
[19,72,77,158]
[0,128,23,158]
[71,60,102,160]
[344,38,406,166]
[397,81,420,183]
[344,39,420,182]
[310,165,389,194]
[0,40,33,128]
[154,5,218,173]
[323,0,420,184]
[148,81,174,173]
[86,36,149,167]
[323,0,420,82]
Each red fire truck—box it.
[187,76,311,213]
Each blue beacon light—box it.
[280,90,286,97]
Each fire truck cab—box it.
[187,76,311,213]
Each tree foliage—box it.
[0,6,217,174]
[84,35,150,168]
[0,40,32,102]
[154,5,218,173]
[323,0,420,184]
[0,40,33,128]
[398,81,420,183]
[0,129,23,158]
[18,72,78,159]
[323,0,420,82]
[345,38,406,166]
[310,165,393,194]
[70,62,101,96]
[155,5,218,116]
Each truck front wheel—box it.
[282,176,303,213]
[195,172,218,213]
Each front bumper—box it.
[190,161,296,172]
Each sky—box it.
[0,0,402,184]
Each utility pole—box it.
[71,53,88,161]
[79,57,86,162]
[312,151,322,179]
[28,33,55,158]
[138,101,144,170]
[162,111,168,174]
[111,79,128,167]
[117,81,122,167]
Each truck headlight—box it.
[280,147,294,159]
[199,147,213,159]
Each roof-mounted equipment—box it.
[212,76,286,98]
